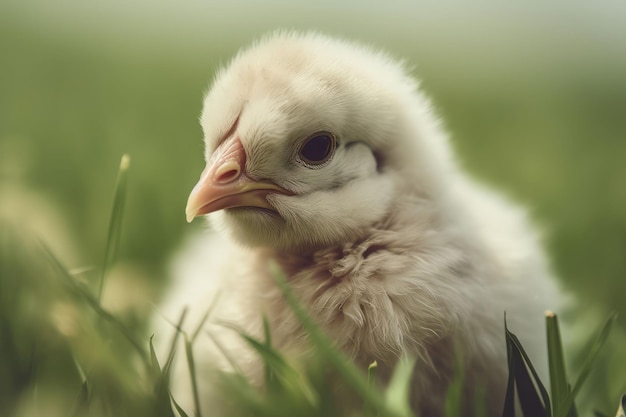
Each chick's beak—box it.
[185,135,291,222]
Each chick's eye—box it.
[298,132,336,167]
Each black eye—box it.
[297,132,336,167]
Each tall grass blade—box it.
[205,330,244,375]
[504,314,550,417]
[235,328,318,406]
[570,314,617,399]
[164,308,188,377]
[184,335,202,417]
[385,355,416,417]
[504,315,517,417]
[171,397,191,417]
[555,314,617,417]
[70,359,91,417]
[149,336,178,417]
[445,346,464,417]
[149,335,163,379]
[262,315,274,385]
[262,315,272,348]
[616,394,625,417]
[191,292,221,344]
[368,360,378,387]
[508,331,552,414]
[70,380,91,417]
[473,385,487,417]
[546,311,572,417]
[514,346,548,417]
[98,154,130,302]
[365,361,378,417]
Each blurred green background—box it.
[1,1,624,415]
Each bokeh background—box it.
[1,1,624,415]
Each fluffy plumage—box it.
[156,31,559,416]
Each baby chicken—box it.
[157,31,558,416]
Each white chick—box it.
[156,31,559,416]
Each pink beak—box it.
[185,135,291,222]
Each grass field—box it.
[1,2,625,416]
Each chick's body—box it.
[157,32,559,416]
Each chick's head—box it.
[186,32,448,251]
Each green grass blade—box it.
[149,335,163,379]
[385,355,416,417]
[507,330,552,415]
[570,314,617,399]
[555,314,617,417]
[98,154,130,302]
[473,385,487,417]
[70,359,91,417]
[235,328,318,406]
[617,394,625,417]
[262,315,272,347]
[547,311,571,417]
[73,357,88,385]
[171,396,191,417]
[365,361,378,417]
[237,331,290,375]
[503,315,517,417]
[205,330,244,376]
[183,334,202,417]
[504,314,551,417]
[508,329,548,416]
[149,336,178,417]
[164,308,188,378]
[190,291,221,344]
[368,360,378,387]
[262,315,273,385]
[445,346,464,417]
[514,345,548,417]
[70,380,91,417]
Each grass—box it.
[0,156,623,417]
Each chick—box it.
[157,31,559,416]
